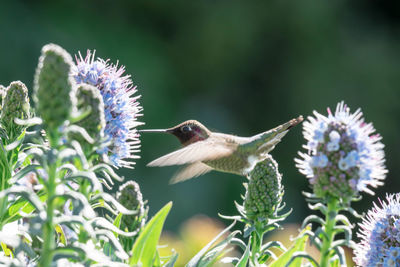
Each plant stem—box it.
[0,142,12,227]
[39,158,57,267]
[250,224,263,265]
[320,197,338,267]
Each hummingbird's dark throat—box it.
[170,127,206,146]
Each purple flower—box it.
[295,101,387,200]
[72,50,143,168]
[354,194,400,266]
[311,154,328,168]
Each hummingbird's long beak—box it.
[139,129,172,133]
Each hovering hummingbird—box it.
[142,116,303,184]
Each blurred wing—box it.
[147,139,235,167]
[169,162,213,184]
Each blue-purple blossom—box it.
[72,51,142,168]
[354,194,400,267]
[295,101,387,199]
[311,154,328,168]
[327,130,340,151]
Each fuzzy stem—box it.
[320,197,338,267]
[250,223,264,265]
[39,156,57,267]
[0,141,13,227]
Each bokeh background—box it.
[1,0,400,265]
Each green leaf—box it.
[235,239,250,267]
[330,258,340,267]
[269,225,310,267]
[129,202,172,266]
[103,242,114,259]
[1,242,14,257]
[55,225,67,246]
[163,252,179,267]
[153,250,162,267]
[113,212,123,237]
[186,220,236,267]
[198,231,238,267]
[6,191,47,223]
[8,164,40,185]
[0,186,45,218]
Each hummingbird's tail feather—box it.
[169,162,213,184]
[285,115,303,130]
[256,130,289,153]
[243,115,303,154]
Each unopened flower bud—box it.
[0,84,5,103]
[117,180,146,233]
[1,81,30,136]
[33,44,76,135]
[244,155,283,221]
[72,84,105,143]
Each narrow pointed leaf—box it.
[163,252,179,267]
[129,202,172,266]
[113,213,123,238]
[235,239,250,267]
[269,225,310,267]
[186,220,236,267]
[198,230,239,266]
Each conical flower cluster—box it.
[72,51,142,168]
[33,44,76,138]
[74,84,106,144]
[117,180,146,233]
[0,85,5,105]
[295,102,387,201]
[244,155,283,221]
[0,81,30,136]
[354,193,400,266]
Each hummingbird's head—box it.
[167,120,210,146]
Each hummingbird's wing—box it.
[169,162,213,184]
[147,138,236,167]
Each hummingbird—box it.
[141,116,303,184]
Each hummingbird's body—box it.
[201,133,264,175]
[142,116,303,184]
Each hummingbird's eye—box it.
[181,125,191,133]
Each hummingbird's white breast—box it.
[243,155,261,174]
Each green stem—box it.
[0,141,13,227]
[250,224,264,266]
[320,198,338,267]
[39,159,57,267]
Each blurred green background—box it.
[1,0,400,258]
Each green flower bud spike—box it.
[1,81,30,138]
[70,84,106,155]
[75,84,105,140]
[116,180,147,252]
[244,155,283,221]
[0,84,6,106]
[237,155,289,266]
[33,43,76,145]
[117,180,146,233]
